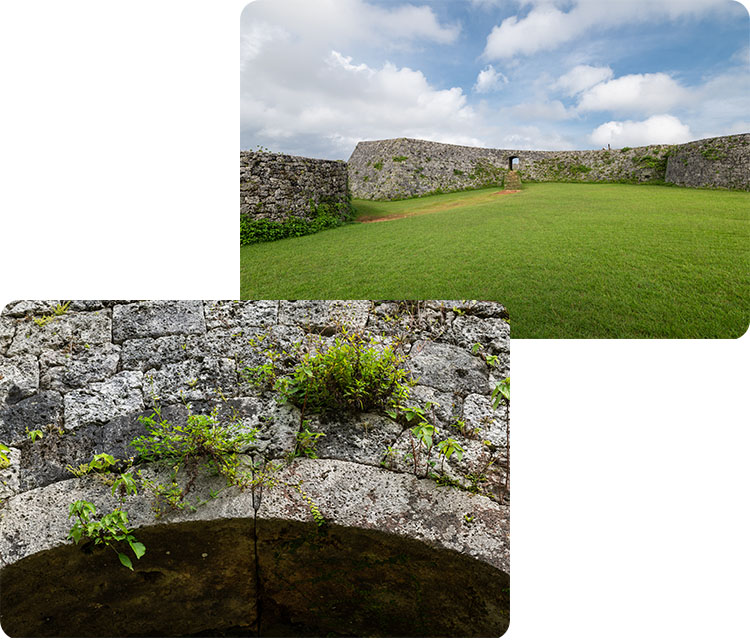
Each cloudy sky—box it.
[240,0,749,159]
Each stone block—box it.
[7,311,111,357]
[0,354,39,404]
[0,390,64,445]
[408,340,488,394]
[278,300,371,333]
[112,300,206,342]
[64,370,144,430]
[39,344,120,391]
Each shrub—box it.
[392,155,408,162]
[276,329,413,414]
[240,201,353,245]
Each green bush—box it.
[392,155,408,162]
[276,330,413,414]
[240,201,353,245]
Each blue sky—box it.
[240,0,749,159]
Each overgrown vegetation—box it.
[131,405,260,513]
[240,200,353,245]
[273,329,413,415]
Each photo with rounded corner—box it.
[0,299,510,637]
[240,0,749,339]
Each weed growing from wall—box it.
[275,329,413,415]
[132,405,259,512]
[66,453,145,570]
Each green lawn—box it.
[240,183,750,338]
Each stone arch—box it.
[0,459,510,637]
[508,156,520,170]
[0,517,509,637]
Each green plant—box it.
[67,498,145,570]
[66,452,120,478]
[276,329,412,415]
[240,200,353,246]
[131,405,259,513]
[293,482,326,527]
[392,156,408,162]
[53,301,71,316]
[0,444,11,470]
[492,377,510,410]
[295,423,326,459]
[373,160,383,171]
[32,301,70,327]
[25,428,43,442]
[67,468,144,570]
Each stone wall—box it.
[0,299,510,637]
[347,135,749,199]
[240,151,351,222]
[665,133,750,190]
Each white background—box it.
[0,2,748,639]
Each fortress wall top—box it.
[347,135,749,199]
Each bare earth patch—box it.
[358,190,521,223]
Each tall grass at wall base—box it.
[240,201,353,245]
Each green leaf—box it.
[129,540,146,559]
[117,552,134,570]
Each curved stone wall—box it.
[240,151,351,223]
[665,133,750,190]
[347,135,749,199]
[0,300,510,637]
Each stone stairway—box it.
[504,170,522,190]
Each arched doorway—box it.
[0,517,510,637]
[508,156,519,170]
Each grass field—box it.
[240,183,749,338]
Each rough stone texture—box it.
[240,151,351,223]
[39,344,120,392]
[7,311,111,357]
[0,390,64,446]
[0,354,39,404]
[347,135,750,199]
[0,300,510,637]
[409,340,489,395]
[665,133,750,190]
[278,299,371,332]
[63,370,145,430]
[112,300,205,342]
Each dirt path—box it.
[358,190,521,223]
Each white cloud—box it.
[243,46,484,157]
[554,65,613,96]
[240,21,289,68]
[590,114,694,147]
[483,0,731,60]
[577,73,690,114]
[241,1,469,158]
[473,65,508,93]
[242,0,459,49]
[484,6,571,59]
